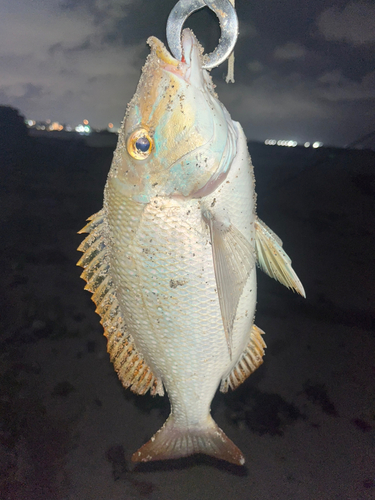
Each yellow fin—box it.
[220,324,266,393]
[255,217,306,297]
[78,211,106,234]
[132,414,245,465]
[77,210,164,397]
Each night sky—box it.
[1,0,374,146]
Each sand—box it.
[1,134,374,499]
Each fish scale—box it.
[104,117,257,432]
[108,191,225,424]
[78,30,304,465]
[134,200,224,425]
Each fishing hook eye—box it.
[166,0,238,70]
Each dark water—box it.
[1,133,374,499]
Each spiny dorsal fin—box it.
[220,324,266,393]
[77,209,164,397]
[203,210,256,359]
[255,217,305,297]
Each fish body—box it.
[78,30,304,465]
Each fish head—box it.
[110,29,237,203]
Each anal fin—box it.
[132,414,245,465]
[77,210,164,397]
[220,324,266,393]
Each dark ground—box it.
[1,133,374,500]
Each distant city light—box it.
[26,119,35,127]
[50,121,63,131]
[265,139,297,147]
[75,124,91,134]
[265,139,324,148]
[108,123,114,129]
[83,119,89,125]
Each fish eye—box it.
[127,129,153,160]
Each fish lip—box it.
[148,29,202,85]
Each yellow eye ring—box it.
[127,129,153,160]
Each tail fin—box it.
[132,414,245,465]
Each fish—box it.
[77,29,305,466]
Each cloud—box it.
[219,74,327,125]
[317,69,375,101]
[317,2,375,45]
[215,63,374,145]
[318,70,344,85]
[0,5,94,57]
[273,42,307,60]
[0,0,373,146]
[247,60,264,73]
[213,70,330,145]
[238,22,258,39]
[0,0,144,126]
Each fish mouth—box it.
[147,29,204,86]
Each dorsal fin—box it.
[255,218,305,297]
[77,210,164,396]
[220,324,266,393]
[203,210,256,359]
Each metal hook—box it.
[166,0,238,70]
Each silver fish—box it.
[78,29,305,466]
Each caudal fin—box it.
[132,414,245,465]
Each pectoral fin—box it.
[203,211,256,358]
[255,218,305,297]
